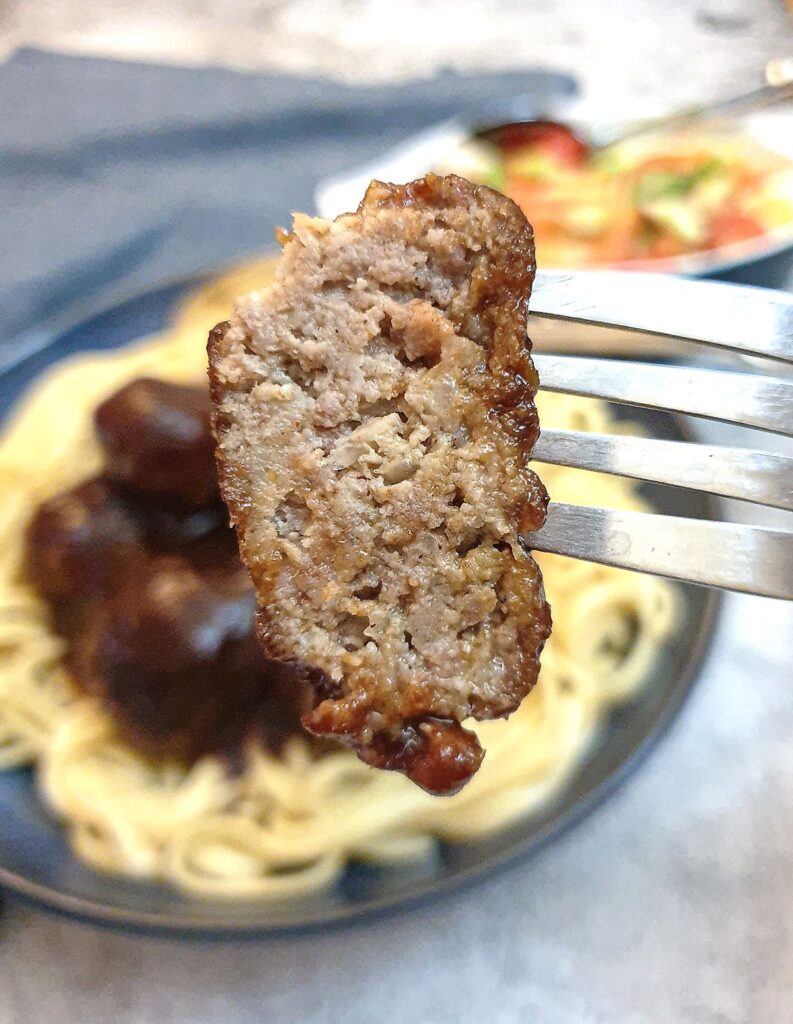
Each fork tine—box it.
[534,354,793,437]
[524,502,793,600]
[532,270,793,365]
[534,429,793,512]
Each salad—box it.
[438,121,793,268]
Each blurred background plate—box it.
[0,273,722,936]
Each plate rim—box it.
[0,272,723,938]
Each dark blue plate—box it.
[0,275,721,936]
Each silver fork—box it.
[522,271,793,601]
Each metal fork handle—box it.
[534,354,793,436]
[592,60,793,155]
[534,429,793,512]
[524,503,793,600]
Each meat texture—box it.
[208,173,551,794]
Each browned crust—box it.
[208,174,551,794]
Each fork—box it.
[522,271,793,601]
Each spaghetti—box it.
[0,262,680,899]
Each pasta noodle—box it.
[0,261,680,899]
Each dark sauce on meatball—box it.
[95,378,219,509]
[26,478,145,602]
[25,379,310,764]
[72,554,309,762]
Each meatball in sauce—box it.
[25,379,310,764]
[95,378,219,508]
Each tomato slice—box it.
[708,210,764,247]
[483,121,589,168]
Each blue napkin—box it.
[0,48,575,344]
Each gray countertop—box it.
[2,2,793,1021]
[2,0,793,106]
